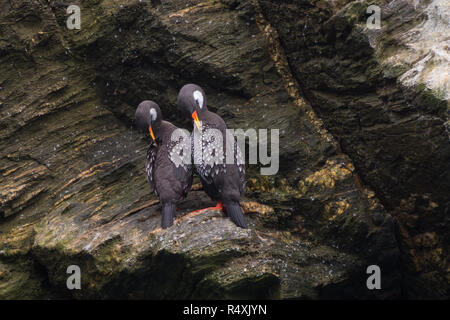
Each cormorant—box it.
[135,100,192,229]
[177,84,247,228]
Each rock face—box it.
[259,0,449,299]
[0,0,447,299]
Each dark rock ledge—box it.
[0,0,446,299]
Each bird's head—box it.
[177,83,207,131]
[135,100,162,144]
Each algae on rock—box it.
[0,0,446,299]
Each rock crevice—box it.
[0,0,447,299]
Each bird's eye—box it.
[193,90,203,109]
[150,108,157,121]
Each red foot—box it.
[189,201,223,214]
[211,201,223,211]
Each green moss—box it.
[414,84,448,117]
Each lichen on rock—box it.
[0,0,447,299]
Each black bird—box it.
[135,100,192,229]
[177,84,247,228]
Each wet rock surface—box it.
[260,0,449,299]
[0,0,446,299]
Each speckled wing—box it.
[224,129,245,196]
[191,124,227,187]
[146,142,158,196]
[233,133,246,197]
[168,132,193,198]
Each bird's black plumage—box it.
[177,84,247,228]
[136,101,192,229]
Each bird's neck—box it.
[153,120,174,141]
[197,109,213,122]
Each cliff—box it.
[0,0,448,299]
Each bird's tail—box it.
[224,202,248,229]
[161,203,176,229]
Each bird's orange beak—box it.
[149,126,157,145]
[192,110,201,131]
